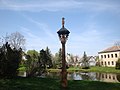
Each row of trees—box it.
[1,32,120,78]
[0,32,54,78]
[0,32,99,77]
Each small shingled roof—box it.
[98,45,120,53]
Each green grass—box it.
[68,66,120,73]
[88,66,120,73]
[0,77,120,90]
[48,66,120,73]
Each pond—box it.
[18,71,120,83]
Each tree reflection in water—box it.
[117,74,120,82]
[18,71,120,83]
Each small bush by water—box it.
[116,58,120,69]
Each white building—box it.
[66,54,97,67]
[98,45,120,67]
[88,56,97,66]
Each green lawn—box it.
[0,77,120,90]
[48,66,120,73]
[68,66,120,73]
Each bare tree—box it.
[1,32,25,50]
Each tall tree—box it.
[39,49,47,70]
[27,50,39,60]
[2,32,25,50]
[25,50,39,77]
[45,47,53,68]
[81,51,89,69]
[70,54,74,63]
[53,48,62,68]
[39,49,53,69]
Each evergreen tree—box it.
[38,49,53,73]
[38,49,47,73]
[45,47,53,68]
[81,51,89,69]
[0,42,22,78]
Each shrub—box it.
[116,58,120,69]
[0,42,22,78]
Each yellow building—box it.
[98,45,120,67]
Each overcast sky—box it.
[0,0,120,56]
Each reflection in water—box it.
[46,72,61,79]
[18,71,120,83]
[97,73,120,82]
[117,74,120,82]
[68,72,120,83]
[68,72,97,81]
[18,71,26,77]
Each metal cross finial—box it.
[62,17,65,28]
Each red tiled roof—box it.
[98,46,120,53]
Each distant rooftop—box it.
[98,45,120,53]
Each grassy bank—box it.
[68,66,120,73]
[48,66,120,73]
[0,77,120,90]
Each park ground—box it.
[48,66,120,73]
[1,66,120,90]
[0,77,120,90]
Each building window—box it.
[105,61,107,66]
[108,54,110,58]
[101,61,103,65]
[115,54,117,58]
[109,75,111,79]
[104,55,106,58]
[101,55,103,58]
[108,61,110,65]
[106,74,107,78]
[113,76,115,80]
[102,74,104,78]
[112,61,114,65]
[111,54,113,58]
